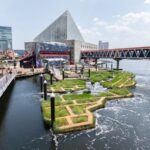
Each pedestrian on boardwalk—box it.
[9,69,12,74]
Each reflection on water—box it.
[0,77,52,150]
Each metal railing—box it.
[0,73,16,98]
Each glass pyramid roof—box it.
[34,10,84,42]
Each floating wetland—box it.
[41,70,136,133]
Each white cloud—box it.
[93,17,107,26]
[78,11,150,48]
[78,24,102,44]
[106,25,132,32]
[120,12,150,25]
[144,0,150,4]
[93,17,99,22]
[79,0,88,2]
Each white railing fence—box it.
[0,73,16,98]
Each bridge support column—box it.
[106,63,108,69]
[114,58,122,70]
[111,63,113,70]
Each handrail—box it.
[0,73,16,98]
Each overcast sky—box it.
[1,0,150,49]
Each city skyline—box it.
[0,0,150,49]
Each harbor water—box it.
[0,60,150,150]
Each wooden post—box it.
[106,63,108,69]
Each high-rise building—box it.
[98,40,109,50]
[0,26,12,51]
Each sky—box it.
[1,0,150,49]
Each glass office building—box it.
[0,26,12,51]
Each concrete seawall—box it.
[0,74,16,98]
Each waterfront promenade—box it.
[16,68,44,78]
[0,67,45,99]
[0,73,16,98]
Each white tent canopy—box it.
[44,58,67,62]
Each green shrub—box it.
[55,118,68,127]
[109,88,130,96]
[63,93,95,101]
[72,116,87,123]
[99,92,114,97]
[70,105,87,115]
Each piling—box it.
[50,73,53,85]
[75,64,77,73]
[62,68,65,80]
[50,93,55,128]
[44,80,47,100]
[40,74,43,92]
[88,68,91,78]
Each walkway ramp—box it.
[49,66,62,80]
